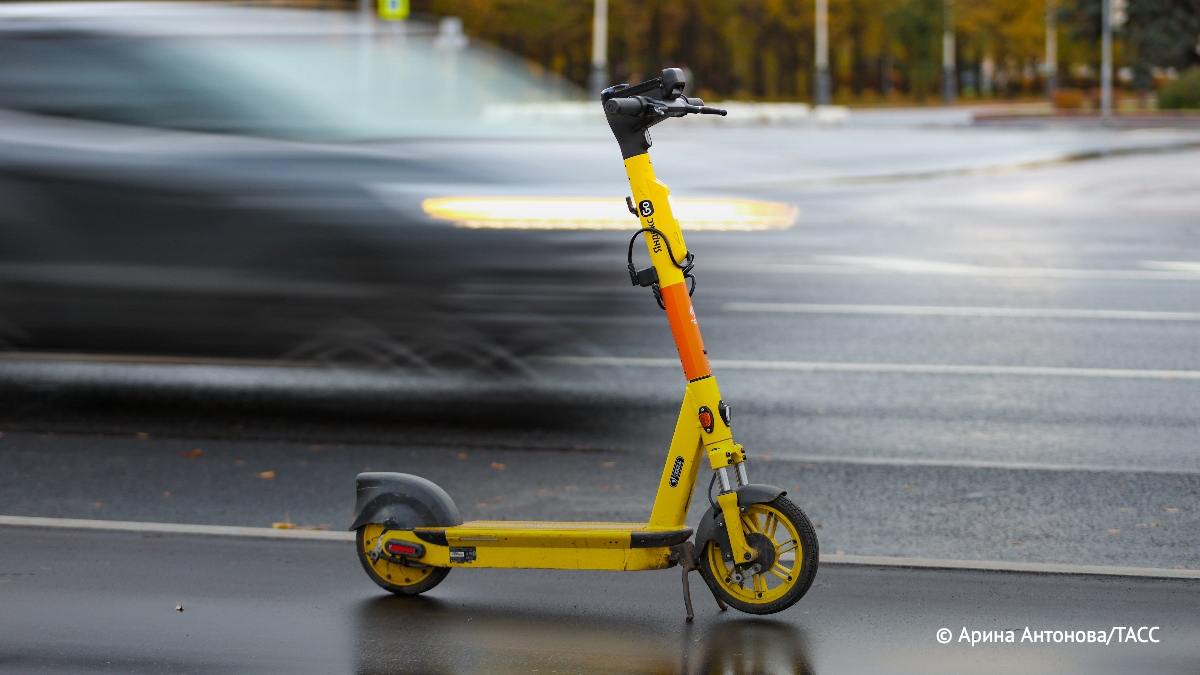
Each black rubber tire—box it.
[698,495,819,615]
[355,527,450,596]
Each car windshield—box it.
[0,29,588,141]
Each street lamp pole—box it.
[1100,0,1113,121]
[942,0,956,103]
[1045,0,1058,99]
[814,0,830,105]
[588,0,609,95]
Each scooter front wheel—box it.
[356,524,450,595]
[698,496,818,614]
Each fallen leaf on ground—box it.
[258,470,277,480]
[490,462,506,471]
[181,448,204,459]
[1108,528,1121,535]
[272,522,296,529]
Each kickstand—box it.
[677,541,727,622]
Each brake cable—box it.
[626,226,696,309]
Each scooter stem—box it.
[602,69,757,565]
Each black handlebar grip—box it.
[604,97,645,116]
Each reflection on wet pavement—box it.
[355,596,813,675]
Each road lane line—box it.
[819,554,1200,579]
[1142,260,1200,274]
[766,453,1200,476]
[723,256,1200,281]
[2,515,1196,579]
[0,351,324,368]
[536,356,1200,381]
[723,302,1200,321]
[0,515,352,541]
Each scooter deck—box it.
[422,520,692,547]
[398,521,693,571]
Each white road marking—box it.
[0,515,352,541]
[536,355,1200,381]
[1142,260,1200,274]
[723,302,1200,322]
[819,554,1200,579]
[766,452,1200,476]
[728,255,1200,281]
[1,515,1195,579]
[0,351,321,368]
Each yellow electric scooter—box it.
[351,68,818,619]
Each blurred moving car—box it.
[0,2,618,373]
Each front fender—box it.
[349,472,463,531]
[693,484,787,561]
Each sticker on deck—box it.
[449,547,477,563]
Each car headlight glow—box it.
[421,196,797,232]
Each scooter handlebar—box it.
[604,97,645,116]
[605,95,727,118]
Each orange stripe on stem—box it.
[661,282,711,380]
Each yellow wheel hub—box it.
[706,503,803,605]
[359,524,437,588]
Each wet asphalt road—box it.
[1,126,1199,673]
[1,526,1197,675]
[1,428,1198,569]
[1,143,1199,570]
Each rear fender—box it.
[349,472,463,531]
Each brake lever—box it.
[652,100,728,117]
[653,101,703,117]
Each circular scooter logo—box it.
[639,200,655,217]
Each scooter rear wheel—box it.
[698,496,818,614]
[356,524,450,595]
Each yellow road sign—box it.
[377,0,408,21]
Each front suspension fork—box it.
[710,445,758,564]
[688,375,757,564]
